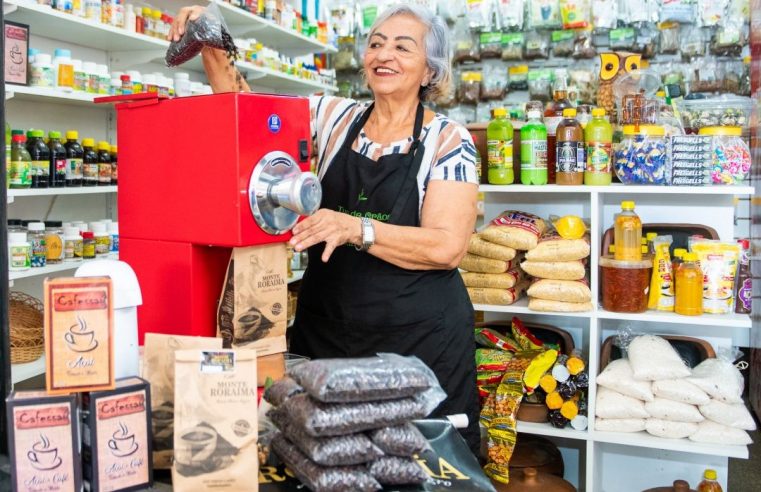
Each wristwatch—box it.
[356,217,375,252]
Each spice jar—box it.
[614,125,669,185]
[44,220,64,264]
[91,223,111,257]
[64,227,83,262]
[82,231,96,260]
[27,222,47,268]
[698,126,751,185]
[8,232,31,271]
[600,255,653,313]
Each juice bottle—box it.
[556,108,584,185]
[520,110,548,185]
[487,107,514,185]
[82,138,99,187]
[48,131,67,188]
[27,129,50,188]
[646,232,658,255]
[97,141,112,186]
[110,145,118,185]
[697,469,722,492]
[9,134,32,189]
[675,252,703,316]
[584,107,613,185]
[545,69,572,183]
[64,131,84,187]
[614,201,642,261]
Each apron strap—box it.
[388,103,427,224]
[340,102,376,155]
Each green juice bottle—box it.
[584,107,613,185]
[520,110,548,185]
[487,107,514,184]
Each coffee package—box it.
[173,349,258,492]
[82,377,152,492]
[142,333,223,469]
[44,277,115,395]
[6,391,82,492]
[217,245,287,356]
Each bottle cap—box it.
[591,108,606,117]
[738,238,750,249]
[11,129,24,136]
[641,238,648,245]
[98,141,111,151]
[66,130,79,140]
[110,145,118,153]
[646,232,657,241]
[120,74,131,82]
[142,7,151,15]
[82,138,95,147]
[9,232,28,243]
[82,231,94,239]
[28,222,45,231]
[7,219,22,227]
[641,245,648,253]
[527,109,542,119]
[703,469,717,481]
[45,220,63,227]
[683,252,698,262]
[35,53,52,65]
[673,248,687,258]
[91,223,107,234]
[49,131,62,139]
[621,200,635,210]
[623,124,665,136]
[29,129,44,138]
[108,222,119,234]
[562,108,577,117]
[174,72,190,80]
[608,245,615,253]
[54,48,72,58]
[699,126,742,137]
[493,107,507,117]
[12,134,26,143]
[64,227,80,237]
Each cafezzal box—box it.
[6,390,83,492]
[45,277,115,395]
[81,377,153,492]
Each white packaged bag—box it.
[699,400,757,430]
[645,398,704,423]
[628,335,691,381]
[595,418,646,433]
[686,357,744,404]
[689,420,753,445]
[645,418,698,439]
[597,359,654,402]
[651,379,710,406]
[595,387,650,419]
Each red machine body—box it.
[115,93,311,342]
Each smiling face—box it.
[364,14,432,101]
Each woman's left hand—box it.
[289,210,361,263]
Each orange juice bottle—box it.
[614,200,642,261]
[675,252,703,316]
[697,469,723,492]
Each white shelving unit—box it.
[10,255,118,281]
[5,84,100,106]
[478,184,753,491]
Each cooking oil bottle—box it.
[614,201,642,261]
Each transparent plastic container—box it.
[614,125,669,185]
[698,126,751,185]
[676,96,753,135]
[600,255,653,313]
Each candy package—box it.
[633,25,657,59]
[560,0,591,28]
[483,371,522,483]
[498,0,526,29]
[698,0,729,27]
[528,0,562,29]
[689,240,741,314]
[620,0,658,23]
[681,25,706,60]
[552,30,575,57]
[477,348,517,371]
[712,18,746,57]
[501,32,525,60]
[592,0,618,30]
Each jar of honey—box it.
[675,252,703,316]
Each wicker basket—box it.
[9,292,44,364]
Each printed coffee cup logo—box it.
[108,422,139,458]
[63,315,98,353]
[54,289,108,311]
[98,394,146,420]
[27,434,62,471]
[15,406,70,430]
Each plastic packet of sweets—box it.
[483,370,522,484]
[690,239,740,314]
[648,235,675,311]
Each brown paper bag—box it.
[173,350,258,492]
[217,245,287,357]
[143,334,223,469]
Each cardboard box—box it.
[45,277,115,394]
[257,352,285,386]
[82,377,153,492]
[6,391,82,492]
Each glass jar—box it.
[614,125,669,185]
[600,256,653,313]
[698,126,751,185]
[8,232,31,271]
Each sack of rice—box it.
[461,269,523,289]
[525,231,590,262]
[467,282,528,305]
[481,211,546,250]
[459,253,521,274]
[527,279,591,303]
[468,234,517,261]
[528,297,592,312]
[520,260,586,280]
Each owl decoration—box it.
[597,52,642,117]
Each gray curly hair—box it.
[367,4,452,102]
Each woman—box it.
[171,4,480,453]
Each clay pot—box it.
[493,467,576,492]
[642,480,698,492]
[509,435,564,477]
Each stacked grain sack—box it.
[459,211,541,305]
[522,225,592,312]
[594,335,754,446]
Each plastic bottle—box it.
[486,108,514,185]
[614,201,642,261]
[72,59,88,92]
[45,220,64,264]
[120,74,133,94]
[127,70,143,93]
[8,232,31,271]
[53,49,74,90]
[92,222,111,257]
[30,53,54,88]
[48,131,67,188]
[735,239,751,314]
[152,9,163,38]
[136,6,145,34]
[63,227,83,262]
[64,131,84,187]
[174,72,192,97]
[697,469,722,492]
[97,64,110,94]
[9,134,32,189]
[675,252,703,316]
[82,138,98,187]
[125,3,136,32]
[27,222,47,268]
[111,0,124,28]
[27,129,50,188]
[101,0,112,25]
[97,141,112,185]
[82,231,96,259]
[110,145,118,185]
[108,222,119,255]
[82,62,98,94]
[545,69,572,183]
[584,108,613,185]
[520,109,548,185]
[555,107,584,185]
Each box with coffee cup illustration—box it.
[172,349,258,492]
[6,390,82,492]
[142,334,223,470]
[44,277,114,394]
[217,245,287,357]
[81,377,152,492]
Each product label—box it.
[98,163,111,183]
[32,160,50,179]
[66,158,83,180]
[586,142,612,172]
[30,237,46,267]
[95,236,110,255]
[9,160,31,186]
[73,72,87,91]
[110,234,119,253]
[54,158,67,179]
[46,233,64,261]
[502,32,525,45]
[556,141,584,173]
[57,64,74,88]
[487,139,513,170]
[87,74,99,94]
[10,245,30,269]
[520,139,548,170]
[83,162,98,182]
[480,32,502,45]
[30,67,54,87]
[739,278,752,311]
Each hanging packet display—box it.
[689,239,741,314]
[501,32,525,60]
[498,0,525,29]
[648,235,675,311]
[660,0,697,24]
[466,0,491,29]
[528,0,562,29]
[592,0,618,30]
[698,0,729,26]
[560,0,591,29]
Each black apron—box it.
[289,103,480,454]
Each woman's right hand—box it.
[168,5,205,42]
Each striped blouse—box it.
[310,96,478,212]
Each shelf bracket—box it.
[109,50,165,71]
